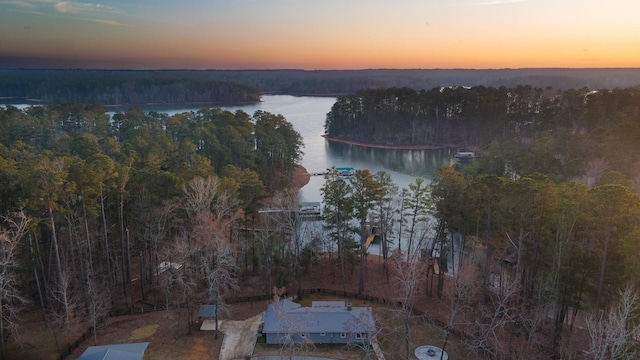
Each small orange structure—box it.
[365,234,377,250]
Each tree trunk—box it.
[48,207,64,297]
[358,219,366,294]
[595,229,610,310]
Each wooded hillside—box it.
[0,103,305,358]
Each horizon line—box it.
[2,66,640,72]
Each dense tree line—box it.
[3,69,640,104]
[313,159,640,358]
[0,103,302,358]
[0,70,261,105]
[429,164,640,358]
[99,68,640,92]
[325,86,640,147]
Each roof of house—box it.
[77,342,149,360]
[198,304,219,318]
[262,300,375,334]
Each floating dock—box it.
[336,167,355,176]
[454,151,475,160]
[311,167,355,177]
[298,202,321,216]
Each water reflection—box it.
[324,141,457,179]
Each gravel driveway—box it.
[217,313,263,360]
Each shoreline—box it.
[321,135,454,150]
[292,165,311,191]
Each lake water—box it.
[213,95,458,203]
[4,96,459,258]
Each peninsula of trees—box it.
[325,86,640,164]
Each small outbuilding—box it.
[198,304,221,331]
[198,304,219,319]
[76,342,149,360]
[261,300,375,345]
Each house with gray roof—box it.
[261,300,375,345]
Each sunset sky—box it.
[1,0,639,70]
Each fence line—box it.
[298,288,466,339]
[59,288,466,359]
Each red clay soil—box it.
[291,165,312,191]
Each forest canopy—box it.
[0,70,261,105]
[0,104,303,215]
[325,86,640,146]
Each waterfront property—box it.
[261,300,376,345]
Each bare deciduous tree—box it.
[85,274,111,345]
[170,234,199,335]
[273,302,315,359]
[200,236,238,339]
[345,309,380,360]
[390,248,426,358]
[0,212,30,360]
[584,158,608,187]
[586,285,640,359]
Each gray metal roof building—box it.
[261,300,375,345]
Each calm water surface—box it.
[216,95,458,203]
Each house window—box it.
[340,333,346,338]
[300,333,306,338]
[355,333,362,339]
[320,332,326,336]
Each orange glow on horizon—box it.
[1,0,638,70]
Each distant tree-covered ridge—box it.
[2,68,640,103]
[0,70,261,105]
[325,86,640,148]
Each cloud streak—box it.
[88,18,129,26]
[50,2,127,26]
[55,1,103,13]
[5,1,37,10]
